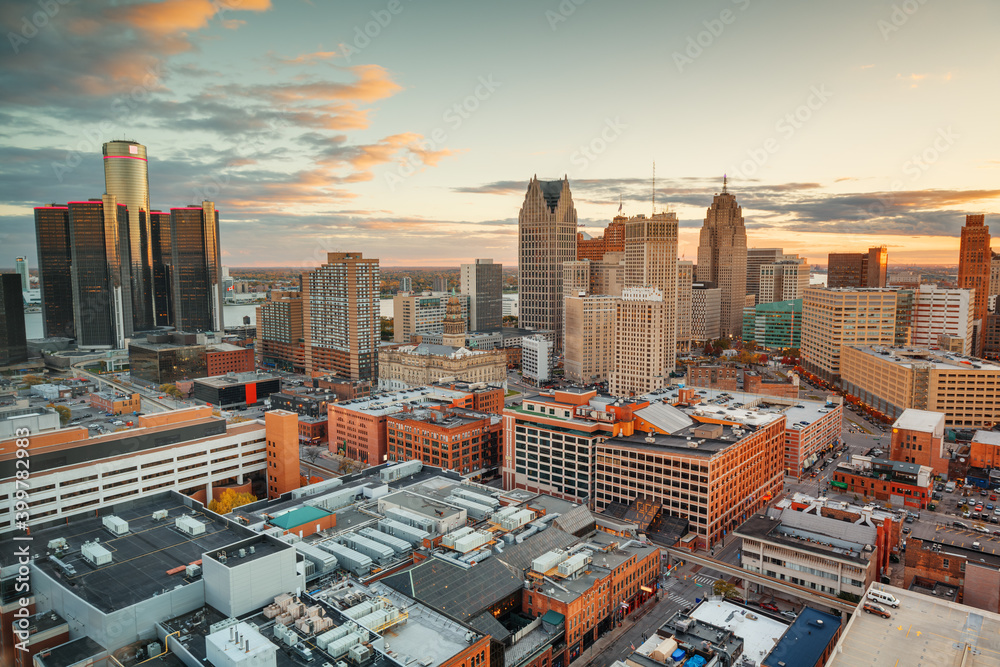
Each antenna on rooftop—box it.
[652,161,656,215]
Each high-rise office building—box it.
[150,210,173,327]
[990,251,1000,305]
[577,215,626,261]
[677,260,693,350]
[14,257,28,292]
[460,258,502,331]
[564,294,616,384]
[518,176,577,349]
[33,205,75,339]
[697,179,747,337]
[758,256,810,304]
[257,290,305,373]
[392,292,468,343]
[169,202,223,332]
[303,252,380,380]
[0,273,28,366]
[589,252,624,297]
[958,214,991,355]
[67,196,131,348]
[562,260,591,298]
[801,287,897,384]
[691,282,722,343]
[827,246,888,288]
[624,211,678,373]
[746,248,784,303]
[609,287,670,397]
[103,140,155,331]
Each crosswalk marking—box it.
[666,593,689,605]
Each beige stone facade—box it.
[841,345,1000,428]
[623,211,678,372]
[609,287,670,397]
[801,288,897,384]
[677,260,693,350]
[590,251,624,297]
[564,294,616,384]
[691,283,722,343]
[759,256,810,303]
[378,344,507,391]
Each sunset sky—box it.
[2,0,998,268]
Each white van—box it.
[867,590,900,608]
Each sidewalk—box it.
[575,594,660,667]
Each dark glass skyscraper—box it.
[150,210,173,327]
[0,273,28,365]
[170,202,224,332]
[34,205,75,339]
[103,140,155,331]
[68,196,132,348]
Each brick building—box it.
[743,371,799,398]
[256,289,305,373]
[88,391,141,415]
[904,532,1000,612]
[686,364,738,391]
[888,409,949,476]
[830,457,933,509]
[386,409,494,475]
[205,343,254,376]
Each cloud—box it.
[112,0,270,36]
[271,50,340,65]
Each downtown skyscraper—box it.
[460,258,503,331]
[623,211,678,375]
[103,140,155,330]
[169,202,224,332]
[518,176,577,349]
[958,214,991,356]
[697,179,747,338]
[33,205,75,339]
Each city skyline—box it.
[2,1,998,267]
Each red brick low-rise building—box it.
[830,457,933,509]
[205,343,255,376]
[387,409,494,475]
[687,364,738,390]
[743,371,799,398]
[889,409,949,477]
[88,391,141,415]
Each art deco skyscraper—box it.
[518,176,577,349]
[34,205,75,339]
[169,202,224,332]
[67,196,131,348]
[623,211,678,373]
[958,214,991,355]
[303,252,380,380]
[609,287,670,397]
[103,140,154,330]
[697,178,747,337]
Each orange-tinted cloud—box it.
[113,0,270,36]
[274,50,339,65]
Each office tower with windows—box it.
[958,214,991,355]
[460,258,503,331]
[623,211,678,373]
[827,246,888,289]
[169,202,224,332]
[697,178,747,337]
[150,210,173,327]
[0,273,28,365]
[34,205,75,339]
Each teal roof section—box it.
[541,610,565,625]
[270,506,330,529]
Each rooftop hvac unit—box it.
[175,515,206,536]
[557,552,591,577]
[82,541,113,566]
[186,564,201,578]
[152,509,169,521]
[47,538,68,551]
[442,527,475,548]
[103,515,129,535]
[347,644,372,665]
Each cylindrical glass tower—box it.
[103,140,154,331]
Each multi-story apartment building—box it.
[958,214,991,355]
[256,289,305,372]
[595,401,786,548]
[696,179,747,338]
[827,246,888,288]
[909,285,974,355]
[677,260,693,351]
[801,288,897,384]
[691,282,722,344]
[518,177,577,350]
[758,257,810,304]
[746,248,785,304]
[303,252,380,379]
[460,259,502,331]
[742,298,802,349]
[609,287,671,397]
[564,294,616,384]
[894,288,915,346]
[392,291,469,343]
[841,346,1000,427]
[522,334,554,385]
[736,496,896,599]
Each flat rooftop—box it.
[194,372,278,388]
[29,494,272,613]
[333,386,469,416]
[736,510,874,565]
[828,585,1000,666]
[678,385,837,430]
[687,599,787,665]
[603,421,771,457]
[894,408,945,432]
[850,345,1000,371]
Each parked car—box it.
[780,610,798,620]
[863,602,891,618]
[758,602,780,612]
[975,525,990,534]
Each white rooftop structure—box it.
[632,402,694,433]
[893,408,945,434]
[688,599,788,665]
[972,430,1000,447]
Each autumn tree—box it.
[208,488,257,515]
[53,405,72,425]
[159,383,183,399]
[713,579,741,600]
[21,374,46,386]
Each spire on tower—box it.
[652,161,656,215]
[722,174,728,194]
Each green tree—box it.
[380,317,394,341]
[836,591,861,603]
[713,579,741,599]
